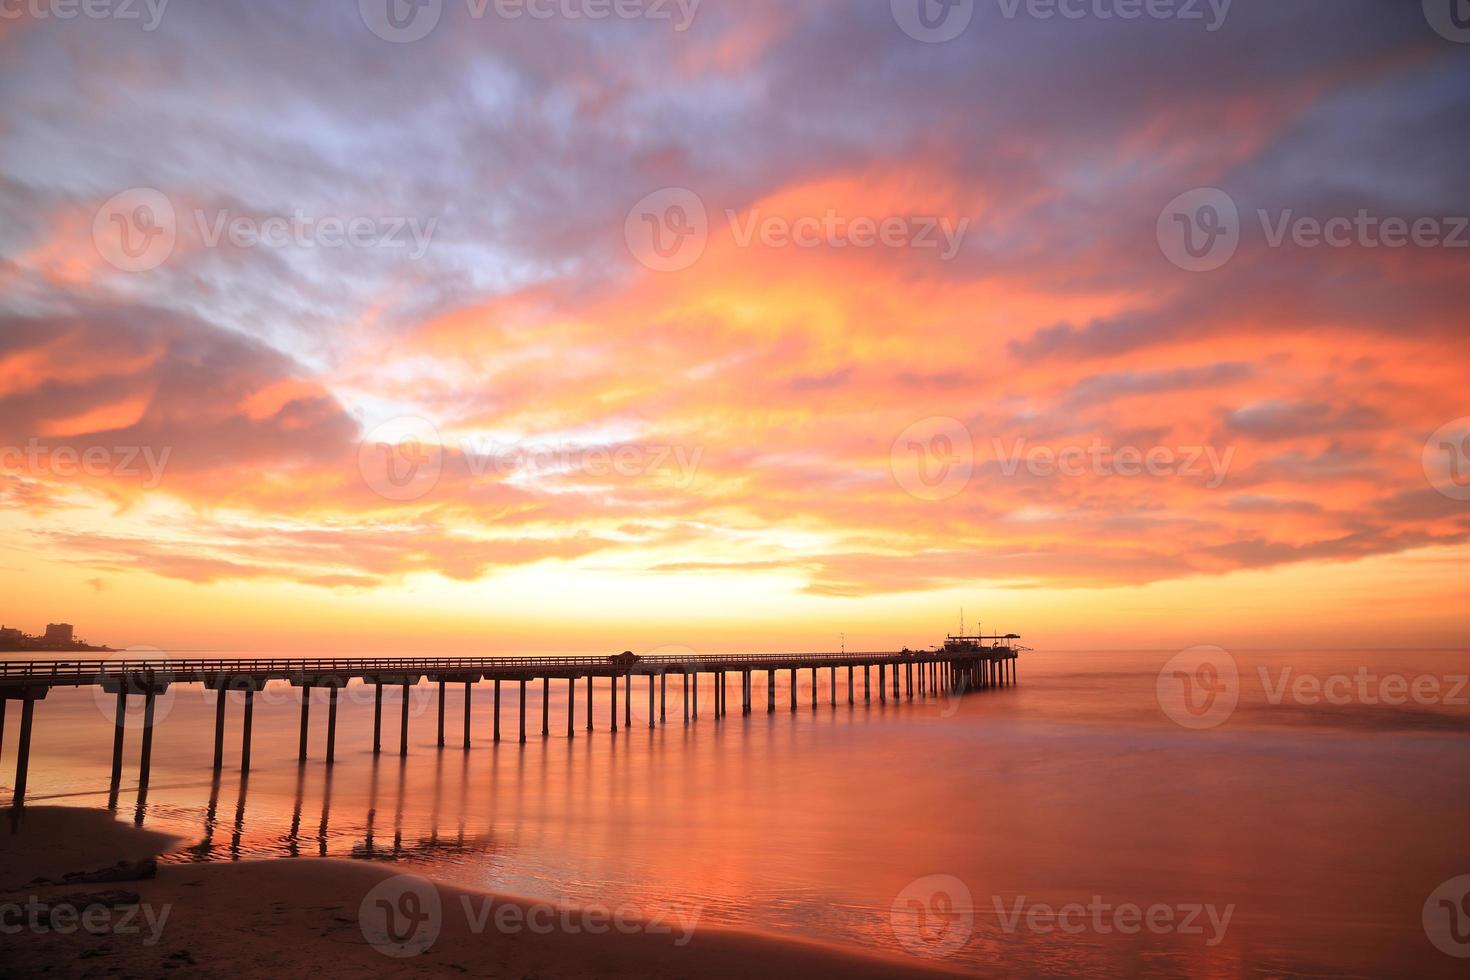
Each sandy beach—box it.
[0,806,967,978]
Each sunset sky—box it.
[1,1,1467,653]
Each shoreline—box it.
[0,805,972,978]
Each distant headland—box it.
[0,622,113,653]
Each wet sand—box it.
[0,806,967,978]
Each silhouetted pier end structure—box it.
[0,634,1022,807]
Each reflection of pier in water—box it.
[2,637,1023,808]
[156,752,505,868]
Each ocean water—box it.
[2,648,1468,977]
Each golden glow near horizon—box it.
[1,8,1468,654]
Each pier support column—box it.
[437,681,446,748]
[848,666,854,704]
[139,692,156,788]
[326,685,339,765]
[110,689,126,784]
[399,683,410,757]
[494,679,503,743]
[812,668,818,709]
[660,673,667,723]
[879,664,886,703]
[864,665,870,702]
[542,677,550,738]
[298,684,312,762]
[610,675,618,733]
[692,672,699,721]
[894,664,901,699]
[519,679,528,744]
[213,689,227,772]
[648,674,655,729]
[790,668,797,713]
[624,672,632,729]
[241,688,255,773]
[12,696,35,808]
[683,673,689,724]
[372,682,383,755]
[767,670,776,714]
[0,698,5,763]
[568,677,576,739]
[464,682,473,749]
[742,671,751,716]
[830,667,836,706]
[586,675,593,733]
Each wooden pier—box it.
[0,635,1021,807]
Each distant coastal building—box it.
[0,625,22,643]
[45,623,75,646]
